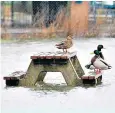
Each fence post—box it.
[11,1,14,27]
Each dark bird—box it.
[97,45,105,59]
[85,44,105,69]
[55,35,73,53]
[86,50,112,70]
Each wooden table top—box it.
[31,51,77,59]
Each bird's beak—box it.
[103,47,106,49]
[90,52,94,54]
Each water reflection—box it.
[1,38,115,113]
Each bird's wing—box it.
[94,57,112,69]
[56,41,65,46]
[100,59,110,67]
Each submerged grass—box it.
[31,82,74,92]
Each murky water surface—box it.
[1,38,115,113]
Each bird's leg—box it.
[95,69,101,74]
[99,69,101,73]
[94,69,96,73]
[97,69,99,74]
[94,69,98,74]
[66,49,67,53]
[97,69,101,74]
[95,69,98,74]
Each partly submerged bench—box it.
[81,71,102,85]
[3,51,84,87]
[3,71,26,86]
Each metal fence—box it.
[1,1,68,28]
[89,5,115,24]
[1,1,115,38]
[1,1,32,27]
[1,1,115,27]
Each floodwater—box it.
[1,38,115,113]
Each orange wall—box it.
[70,1,89,35]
